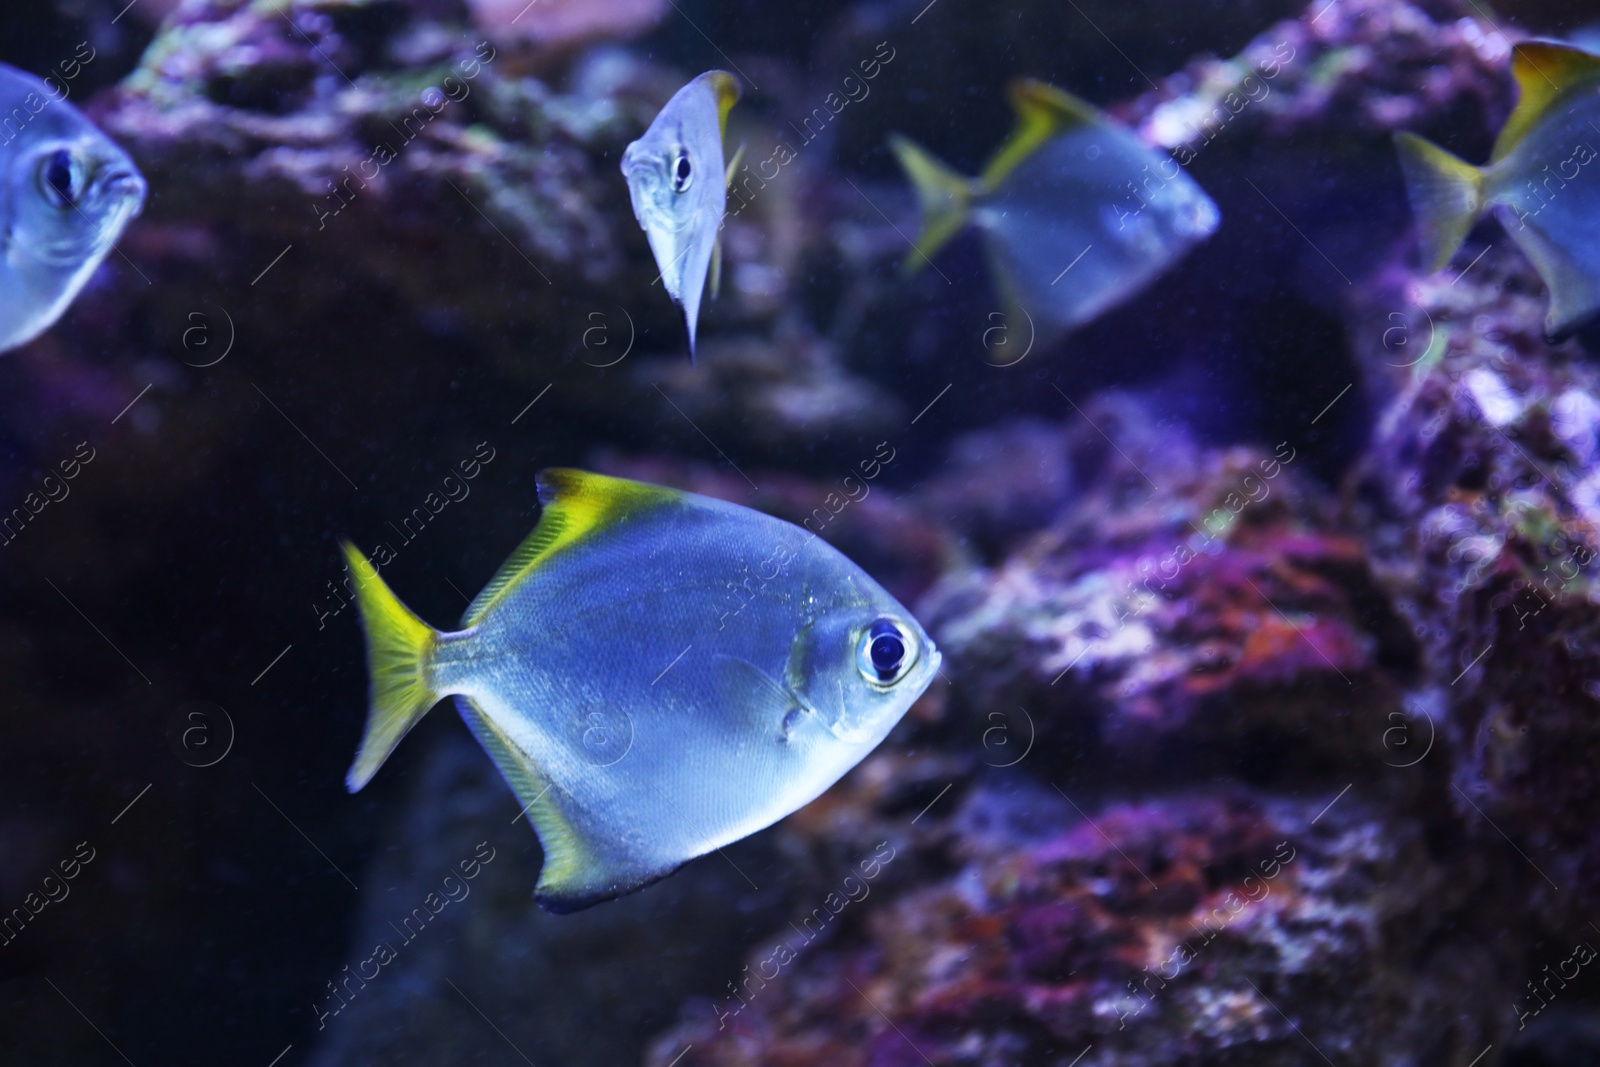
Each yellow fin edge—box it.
[980,78,1100,191]
[462,469,680,627]
[453,696,683,912]
[708,70,741,142]
[1493,41,1600,163]
[451,695,594,906]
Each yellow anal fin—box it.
[461,469,681,627]
[1393,132,1485,272]
[451,696,586,899]
[342,541,442,791]
[1493,40,1600,163]
[980,78,1099,191]
[888,133,975,274]
[453,695,679,912]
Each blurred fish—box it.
[341,468,939,912]
[1396,41,1600,339]
[621,70,739,359]
[890,78,1219,344]
[0,62,145,353]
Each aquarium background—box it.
[1,0,1598,1064]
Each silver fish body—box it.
[891,79,1218,346]
[621,71,739,358]
[341,469,939,912]
[975,126,1219,338]
[0,63,145,353]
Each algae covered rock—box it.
[1353,234,1600,918]
[645,786,1516,1066]
[921,396,1418,787]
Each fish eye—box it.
[671,148,693,193]
[857,618,916,687]
[39,149,80,209]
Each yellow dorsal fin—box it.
[709,70,741,142]
[462,470,679,627]
[1492,41,1600,163]
[979,78,1099,191]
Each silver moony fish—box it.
[892,78,1219,346]
[341,469,940,912]
[621,70,740,360]
[0,61,145,353]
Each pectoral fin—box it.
[711,653,806,737]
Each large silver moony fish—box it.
[0,62,145,353]
[621,70,740,360]
[341,469,940,912]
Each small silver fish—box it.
[341,469,939,912]
[0,62,145,353]
[1396,41,1600,338]
[621,71,740,359]
[891,79,1219,345]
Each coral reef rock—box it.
[646,785,1518,1066]
[920,397,1418,788]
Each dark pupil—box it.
[45,151,75,205]
[869,628,905,679]
[674,155,691,186]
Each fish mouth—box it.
[620,142,653,177]
[99,170,148,215]
[619,144,661,203]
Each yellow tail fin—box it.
[888,134,974,274]
[1393,132,1485,272]
[340,541,441,792]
